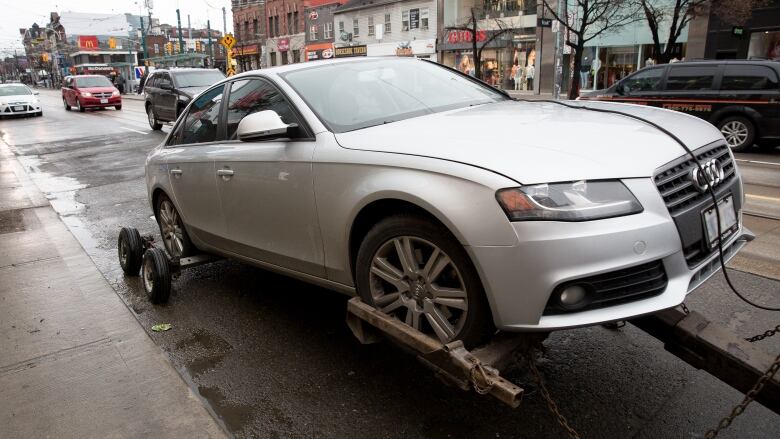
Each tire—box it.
[155,194,195,259]
[76,99,85,112]
[115,105,122,110]
[147,105,162,130]
[355,214,494,348]
[718,116,755,152]
[141,247,171,304]
[63,98,70,111]
[118,227,144,276]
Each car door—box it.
[165,84,227,248]
[157,72,177,121]
[145,73,158,107]
[212,77,324,276]
[659,64,720,120]
[719,64,780,137]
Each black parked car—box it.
[579,60,780,152]
[144,68,225,130]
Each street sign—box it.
[219,34,236,49]
[538,18,552,28]
[225,67,236,76]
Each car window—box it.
[720,65,779,90]
[174,71,226,88]
[665,66,718,91]
[147,74,158,88]
[621,67,664,93]
[171,85,224,145]
[281,58,507,133]
[225,78,303,140]
[0,85,31,96]
[159,73,173,88]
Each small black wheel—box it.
[63,98,70,111]
[115,105,122,111]
[118,227,144,276]
[718,116,755,152]
[141,247,171,304]
[147,105,162,130]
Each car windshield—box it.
[174,71,226,87]
[0,85,31,96]
[75,76,113,87]
[281,58,508,132]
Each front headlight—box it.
[112,90,120,96]
[81,91,92,97]
[496,180,643,221]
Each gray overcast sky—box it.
[1,0,234,57]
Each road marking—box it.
[120,126,147,135]
[746,194,780,202]
[735,159,780,167]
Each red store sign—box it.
[278,38,290,52]
[446,30,487,44]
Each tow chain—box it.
[703,353,780,438]
[469,361,495,395]
[745,324,780,343]
[526,351,582,439]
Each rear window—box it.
[721,65,779,90]
[665,66,718,91]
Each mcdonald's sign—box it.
[78,35,99,50]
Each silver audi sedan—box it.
[145,57,751,347]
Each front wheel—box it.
[147,105,162,130]
[355,215,494,348]
[63,98,70,111]
[115,105,122,110]
[719,116,755,152]
[76,99,85,112]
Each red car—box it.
[62,75,122,112]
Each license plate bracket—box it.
[702,195,737,249]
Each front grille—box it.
[93,92,112,98]
[7,104,30,112]
[544,260,668,315]
[654,144,736,216]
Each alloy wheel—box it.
[119,237,128,266]
[148,107,155,127]
[720,120,748,148]
[158,200,184,258]
[368,235,468,342]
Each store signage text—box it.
[538,18,552,28]
[409,9,419,30]
[446,30,487,44]
[334,45,367,58]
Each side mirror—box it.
[237,110,297,141]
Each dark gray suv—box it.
[144,68,225,130]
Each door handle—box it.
[217,169,234,176]
[170,168,183,177]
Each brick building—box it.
[232,0,265,71]
[265,0,307,66]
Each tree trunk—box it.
[472,22,481,79]
[568,43,585,100]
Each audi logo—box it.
[689,159,725,193]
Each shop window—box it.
[368,16,375,36]
[421,8,429,30]
[353,18,360,37]
[721,65,779,90]
[402,10,409,31]
[310,25,318,40]
[339,21,344,35]
[385,14,391,33]
[747,30,780,60]
[621,67,663,93]
[665,65,717,91]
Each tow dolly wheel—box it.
[118,227,143,276]
[141,247,171,304]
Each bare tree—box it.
[542,0,638,99]
[445,8,515,80]
[638,0,770,65]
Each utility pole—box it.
[187,14,192,45]
[140,16,148,76]
[222,7,227,35]
[207,19,214,68]
[176,9,184,54]
[552,0,566,100]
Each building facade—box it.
[333,0,438,61]
[700,0,780,60]
[265,0,307,66]
[439,0,537,89]
[232,0,266,71]
[304,1,341,61]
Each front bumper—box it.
[1,101,41,116]
[469,177,752,331]
[80,96,121,107]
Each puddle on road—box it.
[17,155,87,216]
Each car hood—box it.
[180,86,209,98]
[0,94,36,103]
[334,100,724,184]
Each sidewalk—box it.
[0,141,226,437]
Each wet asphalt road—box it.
[2,89,779,438]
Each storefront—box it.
[233,44,260,71]
[439,29,536,90]
[305,42,335,61]
[703,1,780,60]
[748,30,780,60]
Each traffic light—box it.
[165,42,173,55]
[195,41,202,52]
